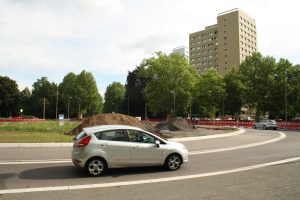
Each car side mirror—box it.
[155,140,160,148]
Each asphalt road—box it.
[0,128,300,200]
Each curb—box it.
[0,128,245,148]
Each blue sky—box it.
[1,0,299,97]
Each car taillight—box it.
[77,135,91,147]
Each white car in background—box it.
[72,125,189,176]
[253,120,278,130]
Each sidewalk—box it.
[0,128,245,148]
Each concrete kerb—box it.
[0,128,245,148]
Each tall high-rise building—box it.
[172,46,189,59]
[189,8,257,75]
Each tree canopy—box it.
[104,82,125,113]
[140,52,198,117]
[0,76,20,117]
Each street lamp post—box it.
[171,91,176,117]
[275,70,288,130]
[43,97,46,119]
[284,70,288,130]
[68,96,72,119]
[55,89,58,120]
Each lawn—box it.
[0,121,81,143]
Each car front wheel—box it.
[164,154,182,171]
[85,157,107,177]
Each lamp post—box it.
[43,97,46,119]
[284,70,288,130]
[55,89,58,120]
[275,70,288,130]
[68,96,72,119]
[170,90,176,117]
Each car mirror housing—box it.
[155,140,160,148]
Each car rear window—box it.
[94,130,129,142]
[75,131,88,140]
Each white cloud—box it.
[0,0,300,93]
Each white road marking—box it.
[190,131,286,155]
[0,159,71,165]
[171,128,245,141]
[0,157,299,195]
[0,132,286,165]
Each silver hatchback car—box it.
[72,125,189,176]
[253,120,278,130]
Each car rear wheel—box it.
[85,157,107,177]
[253,125,257,129]
[164,154,182,171]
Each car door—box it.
[127,130,165,166]
[257,120,264,128]
[94,129,131,167]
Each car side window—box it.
[127,130,155,144]
[94,130,129,142]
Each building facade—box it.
[189,8,257,75]
[173,46,189,59]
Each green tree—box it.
[31,77,58,118]
[124,65,149,118]
[291,64,300,117]
[239,52,277,120]
[193,69,225,119]
[104,82,125,113]
[267,58,293,119]
[59,73,77,118]
[74,70,103,117]
[19,87,32,116]
[0,76,20,117]
[140,52,198,117]
[223,68,244,118]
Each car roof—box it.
[83,125,144,135]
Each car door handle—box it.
[100,144,108,147]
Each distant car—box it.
[253,120,278,130]
[72,125,189,176]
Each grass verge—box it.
[0,120,80,143]
[0,120,80,133]
[0,131,74,143]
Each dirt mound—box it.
[155,117,194,131]
[66,113,146,135]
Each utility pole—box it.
[285,70,288,130]
[43,97,46,119]
[55,89,58,120]
[68,96,72,119]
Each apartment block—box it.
[189,8,257,75]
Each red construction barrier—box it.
[144,118,300,130]
[0,116,45,122]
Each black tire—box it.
[85,157,107,177]
[273,127,277,130]
[164,154,182,171]
[253,125,257,129]
[263,125,266,130]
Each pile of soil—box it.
[66,113,146,135]
[155,117,195,131]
